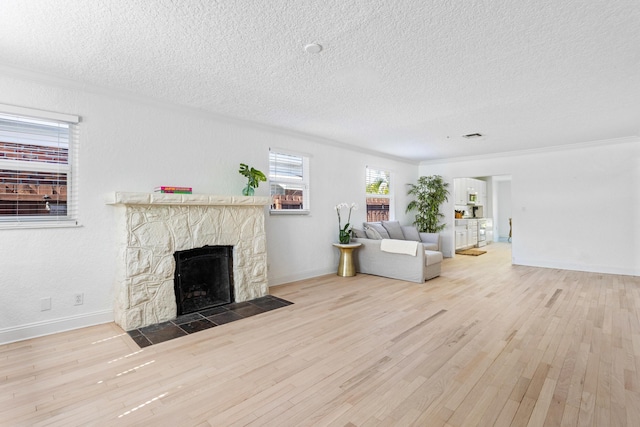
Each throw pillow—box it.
[401,225,421,242]
[351,228,367,238]
[364,222,390,239]
[381,221,405,240]
[363,224,383,240]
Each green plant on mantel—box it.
[406,175,450,233]
[238,163,267,196]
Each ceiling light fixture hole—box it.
[304,43,323,54]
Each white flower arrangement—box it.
[335,202,357,243]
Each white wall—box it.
[420,138,640,275]
[0,71,418,343]
[496,180,512,240]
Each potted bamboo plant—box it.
[406,175,450,233]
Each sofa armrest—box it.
[419,232,440,251]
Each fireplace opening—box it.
[173,245,234,315]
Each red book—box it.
[154,186,192,192]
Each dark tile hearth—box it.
[127,295,293,348]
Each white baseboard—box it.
[0,310,114,345]
[513,258,640,277]
[269,267,335,287]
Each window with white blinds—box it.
[365,166,392,222]
[0,104,79,227]
[269,149,310,214]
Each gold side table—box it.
[332,243,362,277]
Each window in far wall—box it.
[0,104,79,228]
[269,149,310,214]
[365,166,391,222]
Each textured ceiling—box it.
[1,0,639,162]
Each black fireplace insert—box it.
[173,245,234,315]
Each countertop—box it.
[455,218,484,225]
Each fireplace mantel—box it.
[105,191,271,207]
[106,192,271,330]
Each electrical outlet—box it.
[41,297,51,311]
[74,293,84,306]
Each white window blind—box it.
[0,105,79,227]
[366,167,390,195]
[365,166,391,222]
[269,149,310,214]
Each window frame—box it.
[268,148,310,215]
[0,103,80,229]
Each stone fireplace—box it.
[106,192,271,330]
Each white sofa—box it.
[351,221,443,283]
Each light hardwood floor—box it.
[2,243,640,426]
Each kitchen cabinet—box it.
[455,219,478,250]
[466,178,477,194]
[454,178,487,207]
[455,226,468,250]
[454,178,466,205]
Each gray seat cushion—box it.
[422,242,438,251]
[424,250,443,266]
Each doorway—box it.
[452,175,512,260]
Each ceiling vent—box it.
[462,133,484,139]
